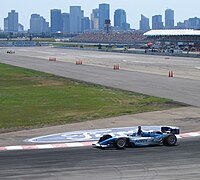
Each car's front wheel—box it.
[115,138,127,149]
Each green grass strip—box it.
[0,63,185,132]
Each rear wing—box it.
[161,126,180,134]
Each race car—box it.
[7,50,15,54]
[93,126,179,149]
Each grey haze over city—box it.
[0,0,199,30]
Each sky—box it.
[0,0,200,30]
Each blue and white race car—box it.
[94,126,179,149]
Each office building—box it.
[18,23,24,32]
[99,3,110,30]
[91,8,99,30]
[114,9,127,30]
[152,15,164,29]
[4,10,19,32]
[50,9,62,32]
[4,17,8,32]
[30,14,49,34]
[176,22,186,29]
[81,10,84,18]
[81,17,90,32]
[165,9,174,29]
[70,6,82,33]
[139,14,150,32]
[62,13,70,33]
[187,17,200,29]
[104,19,111,33]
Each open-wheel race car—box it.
[93,126,179,149]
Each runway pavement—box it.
[0,137,199,180]
[0,47,200,106]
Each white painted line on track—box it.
[179,132,200,138]
[36,144,54,149]
[22,145,38,150]
[0,141,96,152]
[0,132,200,152]
[51,144,68,148]
[66,142,85,147]
[5,146,23,150]
[188,132,200,137]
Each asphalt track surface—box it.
[0,137,200,180]
[0,47,200,179]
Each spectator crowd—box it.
[71,31,146,44]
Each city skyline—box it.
[0,0,200,30]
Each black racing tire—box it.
[98,134,112,143]
[163,134,177,146]
[115,138,126,149]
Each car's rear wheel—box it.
[98,134,112,143]
[163,134,177,146]
[115,138,126,149]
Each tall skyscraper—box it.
[70,6,82,33]
[139,14,150,32]
[4,10,19,32]
[99,3,110,30]
[114,9,127,30]
[62,13,70,33]
[152,15,164,29]
[81,10,84,18]
[165,9,174,29]
[91,8,99,30]
[50,9,62,33]
[81,17,91,32]
[4,17,8,32]
[30,14,49,34]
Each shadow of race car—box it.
[93,126,179,149]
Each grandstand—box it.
[144,29,200,48]
[70,31,146,44]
